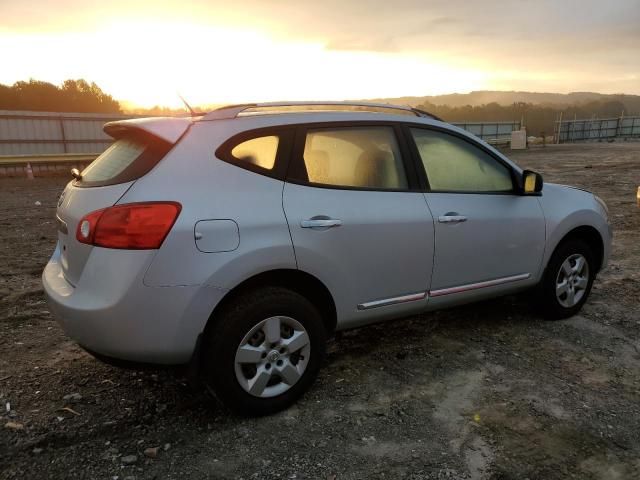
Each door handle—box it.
[301,218,343,228]
[438,215,467,223]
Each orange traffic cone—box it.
[26,163,34,180]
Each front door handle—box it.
[438,214,467,223]
[301,218,343,228]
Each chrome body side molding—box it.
[429,273,531,297]
[357,273,531,311]
[357,291,427,310]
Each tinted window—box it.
[411,128,513,192]
[81,138,146,183]
[78,135,171,187]
[231,135,279,170]
[298,127,407,189]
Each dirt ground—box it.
[1,142,639,480]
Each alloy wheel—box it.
[234,316,311,398]
[555,253,590,308]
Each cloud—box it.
[0,0,638,95]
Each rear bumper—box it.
[42,244,226,364]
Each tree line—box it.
[416,99,637,136]
[0,79,121,113]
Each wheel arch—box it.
[203,269,338,339]
[548,225,605,273]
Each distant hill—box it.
[367,91,640,111]
[363,90,640,136]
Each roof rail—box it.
[411,107,444,122]
[200,101,443,121]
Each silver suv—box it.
[43,102,612,415]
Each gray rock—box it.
[121,455,138,465]
[63,393,82,402]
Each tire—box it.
[203,286,327,416]
[539,238,596,320]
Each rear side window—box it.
[293,127,408,190]
[78,133,172,187]
[410,128,513,192]
[230,135,279,170]
[215,128,293,180]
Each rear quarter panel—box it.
[117,121,297,289]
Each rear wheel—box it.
[539,239,595,320]
[203,287,326,415]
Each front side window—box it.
[231,135,279,170]
[296,126,407,190]
[411,128,513,192]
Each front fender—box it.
[539,184,611,272]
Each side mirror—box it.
[522,170,543,194]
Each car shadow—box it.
[66,293,543,423]
[325,292,540,365]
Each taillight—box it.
[76,202,181,249]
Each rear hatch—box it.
[55,117,191,286]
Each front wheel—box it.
[539,239,595,320]
[203,287,327,415]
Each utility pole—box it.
[556,111,563,144]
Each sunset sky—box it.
[1,0,638,108]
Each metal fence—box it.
[451,121,521,144]
[0,110,143,155]
[0,110,522,156]
[555,116,640,143]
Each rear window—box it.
[81,138,145,182]
[77,133,172,187]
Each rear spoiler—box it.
[103,117,193,144]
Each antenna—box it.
[178,93,196,116]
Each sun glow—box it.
[0,19,490,108]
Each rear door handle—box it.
[438,215,467,223]
[301,218,342,228]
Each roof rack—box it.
[200,101,443,122]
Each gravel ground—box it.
[1,142,639,480]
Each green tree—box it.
[0,78,121,113]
